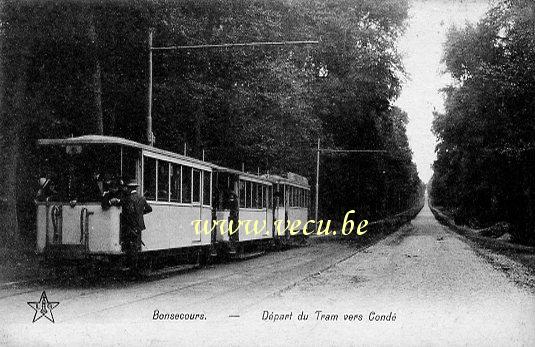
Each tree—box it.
[431,0,535,242]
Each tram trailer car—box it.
[35,135,311,268]
[212,167,274,255]
[263,173,311,246]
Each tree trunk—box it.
[79,8,104,135]
[0,48,30,249]
[86,11,104,135]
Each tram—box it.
[212,167,274,255]
[35,135,310,267]
[265,173,310,246]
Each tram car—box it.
[264,173,311,246]
[212,167,274,255]
[34,135,310,267]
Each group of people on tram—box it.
[36,175,152,272]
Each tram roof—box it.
[38,136,310,187]
[262,174,310,189]
[37,135,216,169]
[213,166,273,185]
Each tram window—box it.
[251,183,257,208]
[121,147,138,183]
[248,182,253,208]
[239,180,245,207]
[182,166,192,203]
[143,156,156,200]
[203,171,211,206]
[286,186,290,206]
[258,184,262,209]
[192,170,201,203]
[170,164,181,202]
[246,181,252,208]
[261,185,265,209]
[157,161,169,202]
[289,187,293,207]
[267,186,272,209]
[257,184,262,209]
[259,185,263,209]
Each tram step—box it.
[145,264,199,277]
[233,250,265,261]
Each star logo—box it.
[27,291,60,323]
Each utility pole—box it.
[315,138,320,230]
[314,137,386,231]
[145,29,318,147]
[147,29,154,146]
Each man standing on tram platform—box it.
[228,191,239,254]
[121,179,152,273]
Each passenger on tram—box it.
[70,171,103,203]
[228,191,239,253]
[122,180,152,272]
[35,177,58,201]
[101,178,124,209]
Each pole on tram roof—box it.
[184,143,187,156]
[314,138,320,232]
[314,137,387,232]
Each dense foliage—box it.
[0,0,423,246]
[430,0,535,243]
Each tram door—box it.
[192,169,202,242]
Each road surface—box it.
[1,203,534,346]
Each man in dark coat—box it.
[121,179,152,272]
[228,191,239,254]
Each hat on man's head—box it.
[38,177,50,189]
[126,179,139,187]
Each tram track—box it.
[0,208,421,321]
[0,244,315,302]
[59,223,414,322]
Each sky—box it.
[395,0,492,183]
